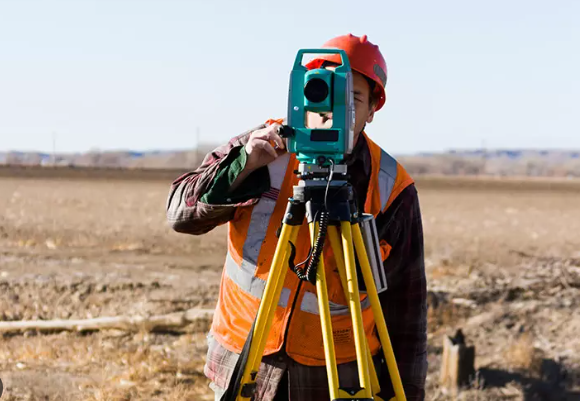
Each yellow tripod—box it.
[224,164,407,401]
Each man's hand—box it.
[244,123,286,171]
[229,123,286,193]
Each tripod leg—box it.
[340,222,373,398]
[310,222,341,400]
[352,223,407,401]
[326,226,348,301]
[236,223,301,400]
[327,226,382,398]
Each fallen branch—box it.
[0,308,214,334]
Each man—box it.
[167,34,427,400]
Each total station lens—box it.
[304,78,329,103]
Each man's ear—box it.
[366,107,375,124]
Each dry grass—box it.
[503,333,544,373]
[0,331,211,400]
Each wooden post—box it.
[439,329,475,395]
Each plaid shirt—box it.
[166,125,428,400]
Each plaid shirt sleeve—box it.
[166,124,269,235]
[376,184,428,401]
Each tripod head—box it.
[286,161,356,285]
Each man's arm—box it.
[376,184,428,400]
[166,125,269,235]
[166,121,287,235]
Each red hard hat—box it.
[305,34,388,111]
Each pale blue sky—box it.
[0,0,578,154]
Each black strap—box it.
[220,318,258,401]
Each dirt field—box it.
[1,170,579,400]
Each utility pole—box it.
[481,139,487,176]
[52,131,57,167]
[196,127,201,167]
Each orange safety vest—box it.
[211,131,414,366]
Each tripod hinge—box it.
[241,382,257,398]
[334,386,375,400]
[333,398,373,401]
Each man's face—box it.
[305,67,376,144]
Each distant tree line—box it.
[2,148,580,178]
[398,154,580,178]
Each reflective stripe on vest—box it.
[240,153,291,274]
[299,291,371,316]
[379,150,398,212]
[224,252,292,308]
[227,153,293,307]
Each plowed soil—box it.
[1,170,579,400]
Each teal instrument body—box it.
[286,49,355,165]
